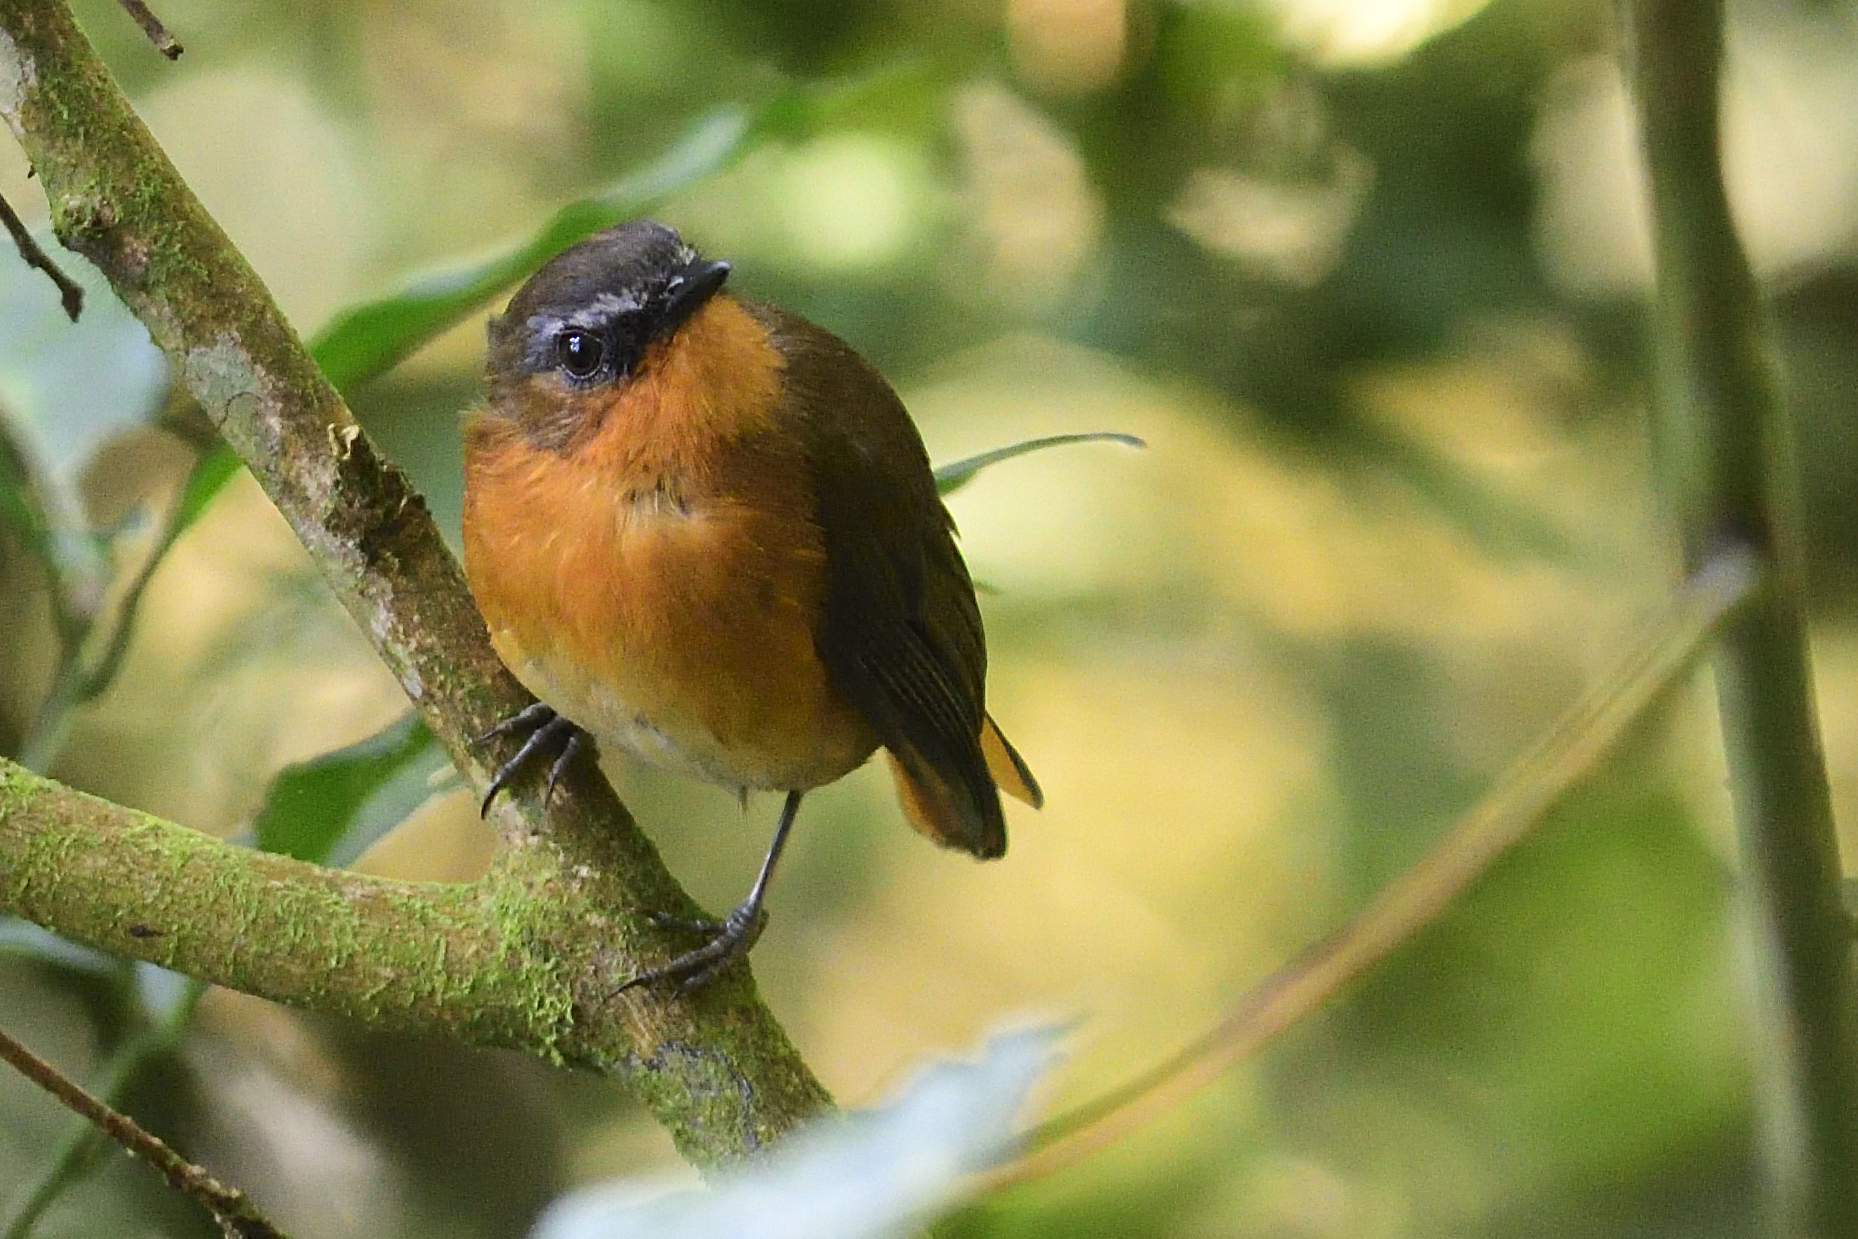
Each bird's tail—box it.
[885,714,1041,860]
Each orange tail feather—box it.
[981,715,1043,808]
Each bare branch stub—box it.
[116,0,183,58]
[0,191,83,321]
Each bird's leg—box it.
[476,701,592,814]
[618,790,804,994]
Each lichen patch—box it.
[0,29,36,127]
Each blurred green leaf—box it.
[1348,769,1741,1205]
[534,1027,1058,1239]
[308,57,934,397]
[252,713,452,868]
[154,64,935,538]
[307,106,755,393]
[745,57,935,143]
[0,419,53,567]
[934,433,1145,497]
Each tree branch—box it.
[0,0,830,1168]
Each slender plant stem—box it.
[1629,2,1858,1234]
[15,453,193,773]
[0,401,91,773]
[65,442,227,717]
[978,548,1757,1189]
[15,657,81,775]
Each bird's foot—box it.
[617,901,769,994]
[476,702,591,814]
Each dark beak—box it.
[658,259,732,337]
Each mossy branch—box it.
[1629,0,1858,1232]
[0,0,830,1168]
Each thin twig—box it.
[115,0,181,58]
[0,976,207,1239]
[0,1024,286,1239]
[21,436,236,769]
[0,192,81,321]
[977,549,1758,1190]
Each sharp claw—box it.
[475,700,555,746]
[542,728,586,806]
[617,789,800,994]
[618,902,768,993]
[476,703,591,815]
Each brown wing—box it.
[746,302,1038,858]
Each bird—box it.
[461,219,1041,991]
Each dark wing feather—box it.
[747,303,1006,858]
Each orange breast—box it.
[462,296,877,792]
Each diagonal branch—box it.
[0,0,829,1168]
[0,1023,285,1238]
[980,545,1757,1189]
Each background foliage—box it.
[4,0,1858,1234]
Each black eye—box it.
[556,330,606,380]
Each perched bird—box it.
[463,220,1041,990]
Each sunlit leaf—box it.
[252,713,452,868]
[533,1027,1058,1239]
[934,433,1146,497]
